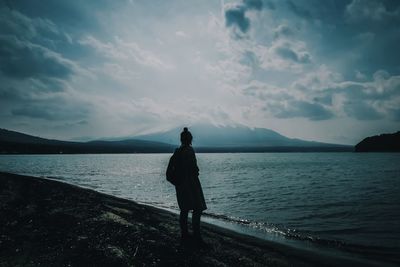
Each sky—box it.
[0,0,399,144]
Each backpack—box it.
[166,149,183,186]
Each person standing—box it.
[169,127,207,245]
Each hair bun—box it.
[183,127,188,132]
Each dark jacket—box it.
[174,145,207,211]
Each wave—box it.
[199,210,399,263]
[136,200,398,255]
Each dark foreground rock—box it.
[0,172,373,267]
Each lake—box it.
[1,152,399,265]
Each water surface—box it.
[1,152,399,264]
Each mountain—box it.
[0,125,353,154]
[355,131,400,152]
[133,124,353,151]
[0,129,174,154]
[0,128,62,145]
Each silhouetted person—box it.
[171,127,207,245]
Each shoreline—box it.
[0,172,391,266]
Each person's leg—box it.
[192,210,202,240]
[179,210,189,238]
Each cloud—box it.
[0,82,90,122]
[286,0,312,19]
[313,0,400,77]
[0,77,91,122]
[175,31,188,38]
[343,101,383,120]
[255,39,312,72]
[273,23,295,39]
[339,71,400,102]
[0,78,67,106]
[346,0,400,21]
[242,80,334,121]
[311,69,400,121]
[239,50,260,67]
[0,7,61,41]
[1,0,399,143]
[0,35,76,80]
[293,65,343,92]
[243,0,263,11]
[242,80,288,99]
[79,35,174,70]
[225,5,250,33]
[224,0,264,35]
[11,102,88,121]
[355,70,368,80]
[0,7,36,38]
[2,1,102,34]
[241,65,400,122]
[388,108,400,121]
[273,100,334,120]
[0,8,78,82]
[0,6,93,131]
[274,43,310,64]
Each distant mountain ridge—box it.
[0,128,61,145]
[0,128,174,154]
[0,125,353,154]
[355,131,400,152]
[133,124,348,148]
